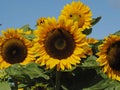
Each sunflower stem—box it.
[55,71,61,90]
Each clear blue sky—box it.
[0,0,120,39]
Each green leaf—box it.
[91,16,102,26]
[24,62,49,80]
[113,30,120,36]
[5,63,49,83]
[83,79,120,90]
[82,28,92,35]
[82,16,101,35]
[0,69,9,81]
[20,24,32,31]
[5,64,28,82]
[0,81,11,90]
[20,24,36,40]
[95,67,108,79]
[78,55,99,69]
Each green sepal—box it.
[83,79,120,90]
[91,16,102,26]
[82,28,92,35]
[61,66,76,72]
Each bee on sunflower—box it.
[0,28,35,69]
[36,17,47,26]
[97,34,120,81]
[33,16,90,71]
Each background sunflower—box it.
[59,1,92,30]
[97,34,120,81]
[0,28,35,69]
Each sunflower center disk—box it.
[54,39,66,50]
[44,28,75,60]
[107,41,120,71]
[1,38,27,64]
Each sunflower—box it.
[59,1,92,30]
[97,34,120,81]
[0,28,35,69]
[34,16,89,71]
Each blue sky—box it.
[0,0,120,39]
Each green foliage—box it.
[4,63,51,89]
[0,69,9,81]
[0,82,11,90]
[96,67,108,79]
[113,30,120,36]
[91,16,102,26]
[20,24,33,31]
[82,28,92,35]
[83,79,120,90]
[82,16,101,35]
[20,24,36,40]
[59,68,102,90]
[78,55,99,69]
[5,62,49,82]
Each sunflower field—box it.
[1,0,120,90]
